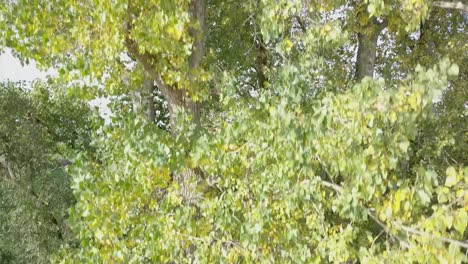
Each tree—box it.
[0,81,94,263]
[1,0,467,263]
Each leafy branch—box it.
[320,180,468,249]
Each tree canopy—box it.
[0,0,467,263]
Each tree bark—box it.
[125,0,206,132]
[354,19,387,80]
[255,34,268,89]
[183,0,206,128]
[143,79,156,123]
[355,31,379,79]
[130,77,156,123]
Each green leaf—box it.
[445,167,458,187]
[454,210,468,235]
[417,190,431,205]
[447,64,459,76]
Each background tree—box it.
[0,81,95,263]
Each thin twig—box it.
[371,230,385,248]
[367,211,411,248]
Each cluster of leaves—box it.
[0,81,94,263]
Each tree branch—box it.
[123,35,169,97]
[397,224,468,249]
[124,0,169,97]
[320,180,342,193]
[433,1,468,13]
[320,180,410,248]
[320,180,468,250]
[124,0,203,128]
[0,155,16,181]
[188,0,206,70]
[354,18,387,80]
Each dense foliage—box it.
[1,0,467,263]
[0,81,94,263]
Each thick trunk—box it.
[143,79,156,123]
[354,19,387,80]
[125,0,206,132]
[164,87,201,131]
[188,0,206,71]
[164,0,205,131]
[355,31,379,79]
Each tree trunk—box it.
[255,34,268,89]
[130,77,156,123]
[252,1,268,90]
[156,0,205,131]
[164,87,201,132]
[125,0,206,132]
[143,79,156,123]
[355,31,379,79]
[354,19,387,80]
[418,12,436,56]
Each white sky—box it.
[0,48,112,121]
[0,48,56,82]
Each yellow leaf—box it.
[445,167,458,187]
